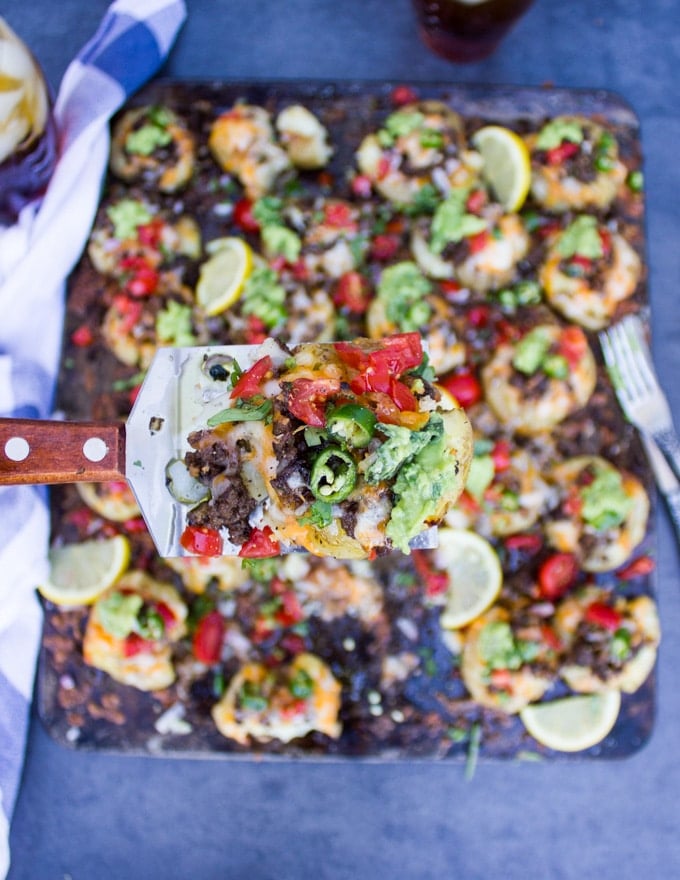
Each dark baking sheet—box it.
[37,80,655,761]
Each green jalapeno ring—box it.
[310,445,357,503]
[326,403,377,449]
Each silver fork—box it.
[599,315,680,476]
[600,315,680,540]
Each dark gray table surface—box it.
[3,1,680,877]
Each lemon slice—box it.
[520,691,622,753]
[435,528,503,629]
[196,237,253,316]
[38,535,131,606]
[472,125,531,212]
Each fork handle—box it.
[660,485,680,546]
[653,428,680,481]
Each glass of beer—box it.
[411,0,537,64]
[0,17,58,226]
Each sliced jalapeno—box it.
[326,403,377,449]
[310,446,357,503]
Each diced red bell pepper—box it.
[584,601,623,631]
[180,524,223,557]
[239,526,281,559]
[230,355,272,400]
[287,377,341,427]
[192,610,226,663]
[538,552,580,600]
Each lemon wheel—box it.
[519,690,622,752]
[434,528,503,629]
[38,535,131,606]
[196,236,253,317]
[472,125,531,212]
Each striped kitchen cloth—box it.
[0,1,186,876]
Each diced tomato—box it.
[279,698,308,720]
[270,576,288,596]
[123,632,153,657]
[491,440,512,473]
[465,189,487,214]
[239,526,281,559]
[440,279,463,301]
[617,555,656,580]
[252,615,275,643]
[71,324,94,347]
[376,155,392,180]
[245,314,268,344]
[562,489,583,518]
[387,378,418,412]
[584,601,623,631]
[155,602,176,628]
[136,218,164,249]
[457,490,482,516]
[412,550,450,597]
[230,355,272,400]
[287,377,341,426]
[599,228,612,258]
[324,202,356,230]
[538,552,580,600]
[317,170,335,189]
[540,624,563,652]
[279,632,306,655]
[122,516,148,534]
[350,174,373,198]
[233,198,260,233]
[466,305,491,328]
[275,590,304,626]
[370,233,400,262]
[113,294,144,333]
[335,333,423,380]
[468,230,490,254]
[546,140,580,165]
[120,256,159,297]
[333,271,372,314]
[180,524,223,557]
[568,254,593,274]
[192,610,225,663]
[558,325,588,369]
[289,258,309,281]
[391,84,419,106]
[504,532,543,555]
[441,368,482,408]
[490,668,513,690]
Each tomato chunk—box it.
[584,602,623,631]
[180,525,223,557]
[192,610,225,664]
[239,526,281,558]
[441,368,482,408]
[538,552,580,600]
[230,355,272,400]
[287,378,341,427]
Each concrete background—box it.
[3,1,680,877]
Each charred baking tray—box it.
[37,80,655,761]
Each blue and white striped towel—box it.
[0,2,186,875]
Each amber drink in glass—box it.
[412,0,536,64]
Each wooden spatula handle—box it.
[0,418,126,485]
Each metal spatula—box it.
[0,343,437,557]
